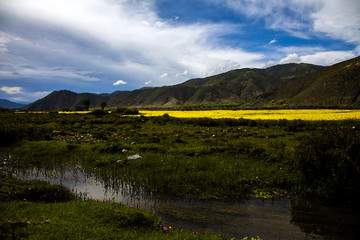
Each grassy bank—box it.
[3,173,263,239]
[1,112,360,207]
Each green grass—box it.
[0,173,259,240]
[1,112,360,206]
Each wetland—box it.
[1,110,360,239]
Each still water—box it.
[2,155,360,240]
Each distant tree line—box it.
[61,98,107,111]
[60,99,139,116]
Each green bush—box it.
[112,107,139,115]
[90,109,108,116]
[61,106,71,111]
[294,125,360,206]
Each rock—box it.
[127,154,142,161]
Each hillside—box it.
[23,90,110,111]
[249,56,360,107]
[0,99,26,109]
[23,58,360,110]
[106,63,323,107]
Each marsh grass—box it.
[1,112,360,205]
[1,174,235,240]
[0,173,75,202]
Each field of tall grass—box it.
[1,173,241,239]
[1,110,360,238]
[2,111,360,203]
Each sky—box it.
[0,0,359,103]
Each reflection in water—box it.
[290,199,360,240]
[2,154,359,240]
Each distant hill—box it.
[106,63,323,107]
[22,63,323,110]
[249,56,360,107]
[23,90,110,111]
[0,99,26,109]
[21,57,360,110]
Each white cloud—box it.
[311,0,360,54]
[279,53,302,64]
[15,90,51,102]
[0,36,10,53]
[217,0,321,38]
[218,0,360,51]
[278,51,355,66]
[0,86,50,102]
[0,86,23,94]
[176,69,189,77]
[0,0,265,89]
[264,60,277,68]
[144,80,152,85]
[1,0,357,95]
[159,73,168,78]
[113,80,127,86]
[0,63,100,82]
[269,39,277,44]
[300,51,356,66]
[31,90,51,99]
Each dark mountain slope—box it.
[0,99,26,109]
[249,56,360,107]
[107,63,323,107]
[21,62,326,110]
[23,90,109,111]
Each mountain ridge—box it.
[21,57,360,110]
[0,99,26,109]
[248,56,360,107]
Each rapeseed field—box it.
[140,109,360,121]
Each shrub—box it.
[294,125,360,206]
[61,106,71,111]
[123,108,139,115]
[112,107,139,115]
[90,109,108,116]
[74,106,84,111]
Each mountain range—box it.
[21,56,360,110]
[0,99,26,109]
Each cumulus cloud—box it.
[311,0,360,54]
[0,0,358,98]
[113,80,127,86]
[279,53,302,64]
[0,86,50,102]
[278,51,355,66]
[0,0,264,91]
[0,86,23,94]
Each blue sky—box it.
[0,0,359,103]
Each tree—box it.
[61,106,71,111]
[100,102,107,110]
[82,98,90,111]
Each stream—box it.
[2,155,360,239]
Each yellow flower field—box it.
[140,109,360,121]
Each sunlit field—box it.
[140,109,360,121]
